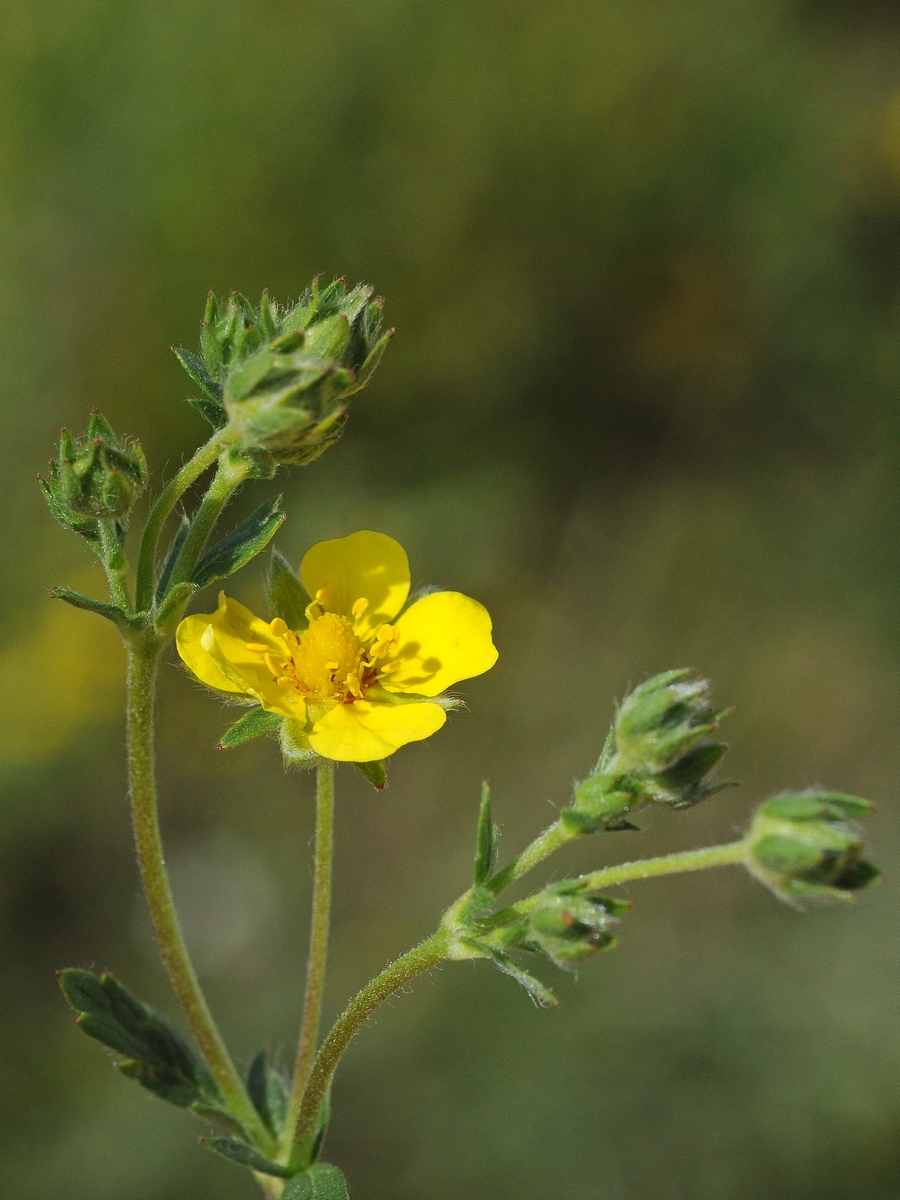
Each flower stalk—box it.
[284,760,336,1156]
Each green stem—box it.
[493,840,750,926]
[290,930,449,1170]
[99,521,132,612]
[134,427,238,611]
[168,458,247,588]
[486,818,573,896]
[125,637,273,1151]
[283,761,335,1158]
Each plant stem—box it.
[486,818,573,895]
[283,761,335,1158]
[99,521,132,612]
[134,427,238,611]
[290,930,449,1170]
[125,636,273,1151]
[494,840,750,925]
[168,458,248,588]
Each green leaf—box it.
[353,760,386,790]
[188,1101,252,1140]
[218,708,283,750]
[59,969,218,1108]
[192,497,286,589]
[474,781,499,884]
[245,1049,288,1135]
[49,586,131,630]
[187,395,229,429]
[154,581,198,632]
[155,516,190,602]
[267,547,310,630]
[201,1136,293,1178]
[283,1163,350,1200]
[173,346,224,402]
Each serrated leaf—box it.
[283,1163,350,1200]
[174,346,223,402]
[267,548,310,630]
[474,782,499,885]
[218,708,283,750]
[353,760,386,790]
[192,497,286,589]
[59,968,218,1108]
[201,1136,293,1177]
[155,516,190,602]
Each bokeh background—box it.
[2,0,900,1196]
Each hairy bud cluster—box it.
[174,280,392,471]
[41,410,148,535]
[746,791,881,903]
[564,669,730,834]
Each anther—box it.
[277,676,294,690]
[269,617,288,637]
[315,584,333,605]
[264,653,282,676]
[351,597,369,620]
[246,642,271,653]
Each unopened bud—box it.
[40,412,148,530]
[747,791,881,904]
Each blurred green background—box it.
[2,0,900,1196]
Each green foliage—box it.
[217,708,284,750]
[190,497,286,589]
[353,760,386,789]
[58,969,219,1109]
[473,782,499,885]
[245,1050,289,1137]
[267,548,310,631]
[200,1136,293,1177]
[282,1163,350,1200]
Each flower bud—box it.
[565,670,730,833]
[40,410,148,530]
[524,883,627,968]
[175,281,392,467]
[746,791,881,903]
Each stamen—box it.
[379,660,401,675]
[346,672,362,697]
[351,597,369,620]
[305,601,321,622]
[315,584,333,605]
[277,676,294,690]
[376,623,397,642]
[325,661,339,673]
[269,617,288,637]
[264,653,283,677]
[246,642,271,653]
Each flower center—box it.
[283,612,365,702]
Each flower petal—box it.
[300,531,409,639]
[176,594,306,721]
[309,699,445,761]
[383,591,498,697]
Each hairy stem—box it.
[126,637,273,1151]
[134,427,238,610]
[283,761,335,1158]
[167,458,248,589]
[486,818,573,895]
[290,931,449,1170]
[99,520,132,612]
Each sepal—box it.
[267,548,310,631]
[218,708,284,750]
[354,760,386,789]
[246,1049,289,1137]
[474,782,500,884]
[282,1163,350,1199]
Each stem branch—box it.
[126,638,272,1150]
[283,761,335,1156]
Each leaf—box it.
[201,1136,293,1177]
[188,1101,252,1140]
[154,581,198,632]
[49,587,131,630]
[245,1049,288,1135]
[461,942,559,1008]
[310,1080,332,1163]
[187,395,229,429]
[155,516,190,602]
[218,708,283,750]
[58,969,218,1108]
[474,781,499,885]
[192,497,286,589]
[283,1163,350,1200]
[353,760,386,790]
[267,548,310,630]
[173,346,224,402]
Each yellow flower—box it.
[176,530,498,762]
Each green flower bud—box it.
[746,791,882,903]
[40,410,148,532]
[565,670,730,833]
[484,882,629,970]
[174,280,392,468]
